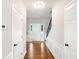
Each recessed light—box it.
[34,1,45,9]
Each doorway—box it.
[28,24,44,41]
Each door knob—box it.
[14,44,18,47]
[65,43,69,47]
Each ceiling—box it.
[26,0,55,19]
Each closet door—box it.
[12,0,26,59]
[64,1,77,59]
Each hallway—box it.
[2,0,77,59]
[24,41,55,59]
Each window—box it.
[41,25,43,31]
[31,25,32,31]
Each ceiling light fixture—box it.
[34,1,45,9]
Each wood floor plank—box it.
[24,41,55,59]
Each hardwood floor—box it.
[24,41,55,59]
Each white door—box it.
[12,3,24,59]
[64,22,77,59]
[64,2,77,59]
[28,24,44,41]
[12,12,23,59]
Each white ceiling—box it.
[26,0,55,19]
[25,0,77,19]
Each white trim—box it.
[22,50,26,59]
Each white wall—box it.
[46,0,64,59]
[2,0,12,59]
[64,1,77,59]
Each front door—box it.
[28,24,44,41]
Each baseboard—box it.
[22,50,27,59]
[4,52,12,59]
[45,43,55,59]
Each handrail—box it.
[46,18,52,37]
